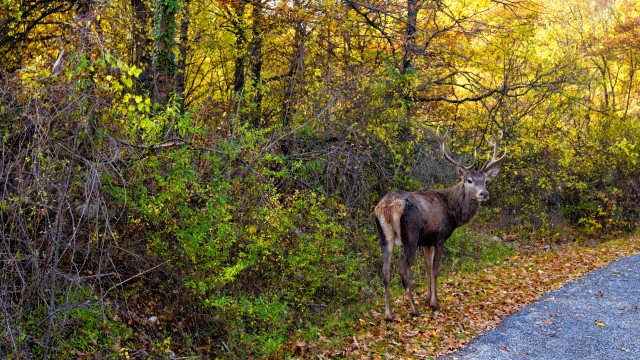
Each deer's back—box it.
[375,189,454,246]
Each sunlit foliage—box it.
[1,0,640,357]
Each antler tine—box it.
[468,148,477,170]
[482,130,507,171]
[435,126,448,143]
[436,126,474,170]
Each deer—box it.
[374,127,506,321]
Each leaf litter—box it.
[299,236,640,359]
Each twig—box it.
[221,340,237,359]
[115,138,186,150]
[100,260,171,300]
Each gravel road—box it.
[445,254,640,360]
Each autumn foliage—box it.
[1,0,640,358]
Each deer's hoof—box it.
[430,303,439,311]
[384,310,393,322]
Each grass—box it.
[443,229,517,274]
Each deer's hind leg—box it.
[382,240,394,321]
[376,217,396,321]
[400,241,418,316]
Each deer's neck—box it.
[442,183,481,227]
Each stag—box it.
[374,128,506,321]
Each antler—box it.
[481,130,507,171]
[436,126,476,170]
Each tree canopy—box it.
[1,0,640,357]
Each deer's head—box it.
[436,127,506,202]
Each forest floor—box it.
[293,234,640,359]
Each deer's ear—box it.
[484,167,500,180]
[454,164,467,179]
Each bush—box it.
[492,116,640,241]
[118,125,366,357]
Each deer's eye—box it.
[467,179,473,184]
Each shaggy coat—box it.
[375,166,499,321]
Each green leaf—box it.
[121,76,133,88]
[128,65,143,78]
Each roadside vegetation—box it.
[2,0,640,358]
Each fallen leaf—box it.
[404,329,420,337]
[306,238,640,358]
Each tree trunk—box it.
[177,0,191,113]
[233,1,247,97]
[131,0,153,94]
[401,0,418,75]
[152,0,179,106]
[249,0,263,128]
[282,0,306,128]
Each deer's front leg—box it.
[429,244,444,310]
[422,246,434,301]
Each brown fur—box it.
[374,196,404,225]
[375,167,501,321]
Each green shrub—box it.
[443,229,516,274]
[118,125,365,357]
